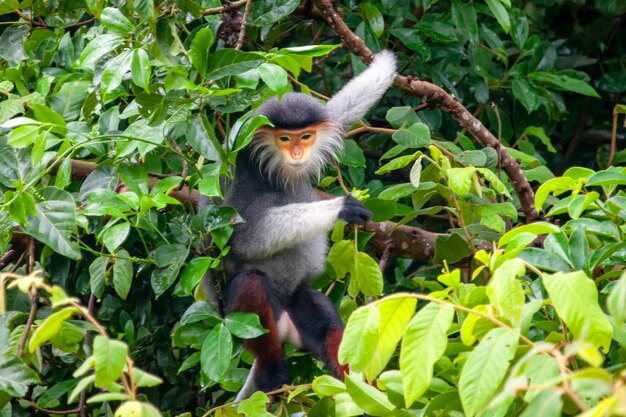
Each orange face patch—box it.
[272,126,318,162]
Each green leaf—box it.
[131,49,151,90]
[257,63,289,96]
[277,45,339,57]
[345,374,395,416]
[232,114,271,153]
[206,49,264,80]
[89,256,108,299]
[337,139,366,167]
[150,244,188,298]
[339,306,380,372]
[100,7,136,34]
[0,25,27,61]
[113,249,133,300]
[328,240,355,280]
[607,272,626,325]
[486,259,525,325]
[237,391,273,417]
[400,302,454,407]
[100,222,130,253]
[24,187,81,260]
[485,0,510,33]
[312,375,346,397]
[37,379,77,408]
[250,0,300,26]
[362,3,384,37]
[499,222,561,246]
[28,307,78,352]
[512,79,541,113]
[451,1,478,44]
[363,198,397,222]
[101,50,133,96]
[586,170,626,186]
[190,26,214,74]
[352,252,383,297]
[525,126,555,153]
[112,401,161,417]
[93,335,128,387]
[391,123,431,148]
[132,368,163,388]
[180,257,213,296]
[32,104,66,135]
[459,328,519,417]
[0,0,19,16]
[375,154,417,175]
[476,168,511,198]
[7,125,39,148]
[224,312,267,339]
[364,297,416,381]
[448,167,474,195]
[186,113,223,162]
[520,390,563,417]
[0,355,38,397]
[49,81,91,121]
[78,34,125,70]
[410,158,423,187]
[378,183,415,200]
[201,323,232,381]
[528,72,600,98]
[543,271,613,352]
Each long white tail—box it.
[326,50,398,129]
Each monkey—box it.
[222,51,397,400]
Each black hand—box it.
[339,196,372,225]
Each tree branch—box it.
[46,159,439,261]
[310,0,538,222]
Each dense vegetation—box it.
[1,0,625,416]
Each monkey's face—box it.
[272,127,317,167]
[251,120,343,186]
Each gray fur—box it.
[327,50,398,129]
[255,93,328,130]
[224,51,397,296]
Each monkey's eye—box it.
[279,135,290,142]
[301,133,312,140]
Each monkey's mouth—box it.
[286,160,307,168]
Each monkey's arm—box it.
[326,50,397,129]
[232,196,369,259]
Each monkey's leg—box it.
[225,271,291,393]
[287,286,349,379]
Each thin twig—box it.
[18,399,80,415]
[552,349,588,412]
[166,136,188,189]
[332,159,350,194]
[201,0,247,15]
[79,293,96,417]
[608,108,618,166]
[235,0,252,50]
[18,239,38,357]
[378,242,394,272]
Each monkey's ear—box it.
[326,51,398,129]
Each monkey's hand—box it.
[339,196,372,225]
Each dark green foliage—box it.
[0,0,625,416]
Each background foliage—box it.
[1,0,625,416]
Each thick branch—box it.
[50,159,437,261]
[311,0,537,222]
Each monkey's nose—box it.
[291,147,303,159]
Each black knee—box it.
[255,360,291,392]
[287,286,344,359]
